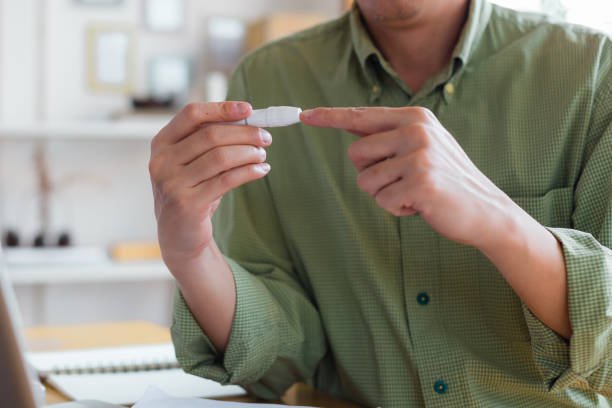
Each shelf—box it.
[0,118,172,140]
[6,261,172,285]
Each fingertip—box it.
[257,162,271,174]
[300,108,321,125]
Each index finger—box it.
[154,101,252,147]
[300,106,431,136]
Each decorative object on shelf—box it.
[111,241,162,261]
[206,17,246,72]
[2,230,20,247]
[143,0,185,32]
[33,233,46,248]
[34,143,51,247]
[148,56,191,103]
[86,25,135,94]
[131,96,174,110]
[57,232,72,247]
[75,0,124,5]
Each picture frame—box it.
[148,56,192,100]
[86,25,135,94]
[143,0,185,32]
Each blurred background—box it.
[0,0,609,329]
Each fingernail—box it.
[300,109,314,120]
[259,128,272,145]
[234,102,250,115]
[259,163,271,173]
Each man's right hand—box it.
[149,101,272,276]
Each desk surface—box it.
[25,321,360,407]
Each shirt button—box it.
[434,380,448,394]
[444,82,455,95]
[372,85,380,94]
[416,292,430,306]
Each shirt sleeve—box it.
[522,70,612,397]
[170,64,328,400]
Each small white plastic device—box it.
[224,106,302,127]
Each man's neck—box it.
[360,0,470,93]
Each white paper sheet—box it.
[133,386,315,408]
[48,369,245,405]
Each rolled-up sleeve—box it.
[522,81,612,397]
[170,64,327,400]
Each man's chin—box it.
[357,0,421,24]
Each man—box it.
[149,0,612,406]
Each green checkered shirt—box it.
[171,1,612,406]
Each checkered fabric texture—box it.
[170,0,612,406]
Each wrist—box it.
[165,240,222,284]
[474,196,533,260]
[475,198,560,272]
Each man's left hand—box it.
[300,106,521,252]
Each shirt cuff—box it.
[171,256,281,385]
[522,227,612,394]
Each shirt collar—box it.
[349,0,492,85]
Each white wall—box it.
[0,0,40,122]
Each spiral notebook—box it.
[25,343,245,405]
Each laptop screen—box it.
[0,247,38,408]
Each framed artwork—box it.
[206,17,246,71]
[86,25,135,94]
[143,0,185,32]
[148,56,191,99]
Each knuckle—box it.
[183,103,202,122]
[211,148,230,168]
[251,126,263,143]
[221,101,234,116]
[202,126,220,147]
[406,124,431,147]
[218,169,237,188]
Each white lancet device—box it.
[224,106,302,127]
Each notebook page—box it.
[47,368,245,405]
[25,343,178,376]
[133,386,314,408]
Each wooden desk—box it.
[26,321,360,407]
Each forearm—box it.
[478,201,571,339]
[171,240,236,353]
